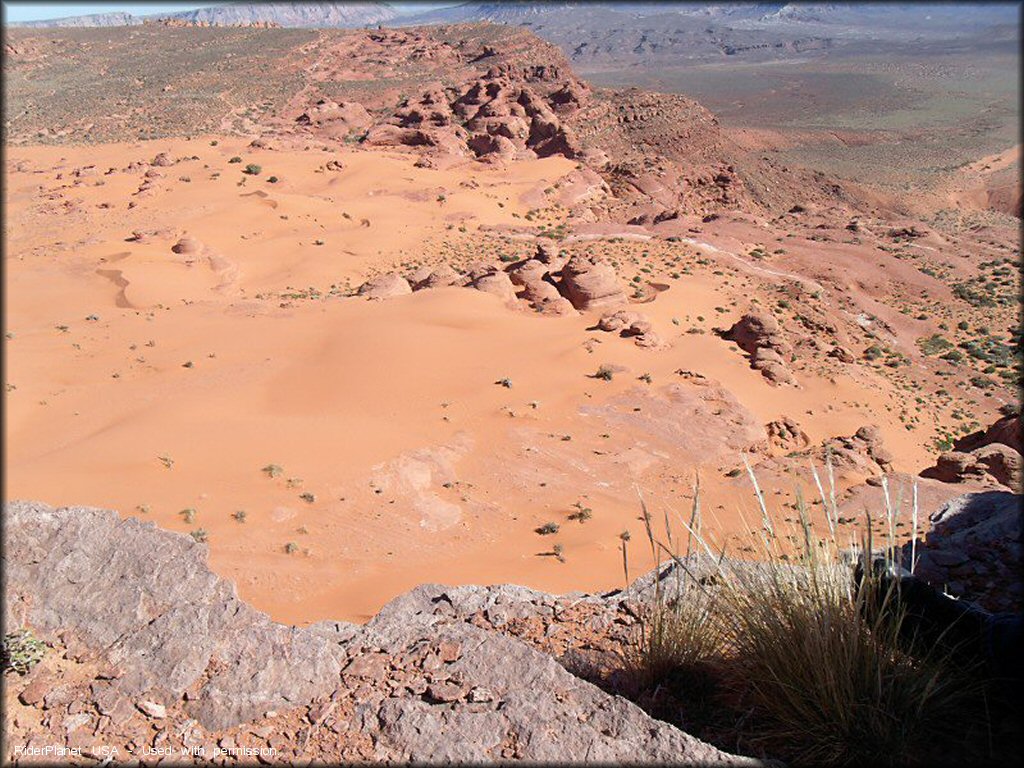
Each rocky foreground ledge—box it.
[2,501,760,765]
[4,493,1019,764]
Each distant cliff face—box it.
[165,2,397,28]
[8,11,143,28]
[8,2,398,29]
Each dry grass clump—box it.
[622,463,992,766]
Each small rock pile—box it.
[356,243,632,316]
[765,416,809,451]
[596,310,663,348]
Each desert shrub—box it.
[952,281,996,308]
[228,156,241,163]
[941,348,964,363]
[2,629,46,675]
[960,336,1015,367]
[536,522,560,535]
[552,543,566,563]
[917,334,953,355]
[243,164,261,175]
[593,365,615,381]
[568,502,592,522]
[622,468,991,766]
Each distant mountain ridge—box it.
[8,11,144,27]
[7,2,397,28]
[167,2,397,27]
[9,1,1018,32]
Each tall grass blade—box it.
[742,454,773,537]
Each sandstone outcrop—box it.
[508,258,575,315]
[365,68,585,166]
[295,98,373,139]
[923,445,1022,489]
[722,309,796,385]
[921,413,1023,489]
[722,309,791,357]
[953,411,1022,455]
[812,425,894,474]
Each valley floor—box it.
[3,136,1017,623]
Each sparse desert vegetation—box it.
[2,4,1019,765]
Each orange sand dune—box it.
[5,137,943,623]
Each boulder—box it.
[406,265,433,287]
[472,270,518,305]
[595,310,662,348]
[755,360,796,386]
[416,265,461,290]
[928,451,985,483]
[828,345,856,363]
[358,273,412,299]
[974,444,1022,488]
[534,241,565,269]
[955,412,1023,455]
[722,308,795,385]
[508,259,571,313]
[921,441,1022,489]
[818,425,894,474]
[558,254,627,311]
[766,417,809,451]
[723,309,791,357]
[752,347,784,366]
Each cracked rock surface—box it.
[3,501,760,765]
